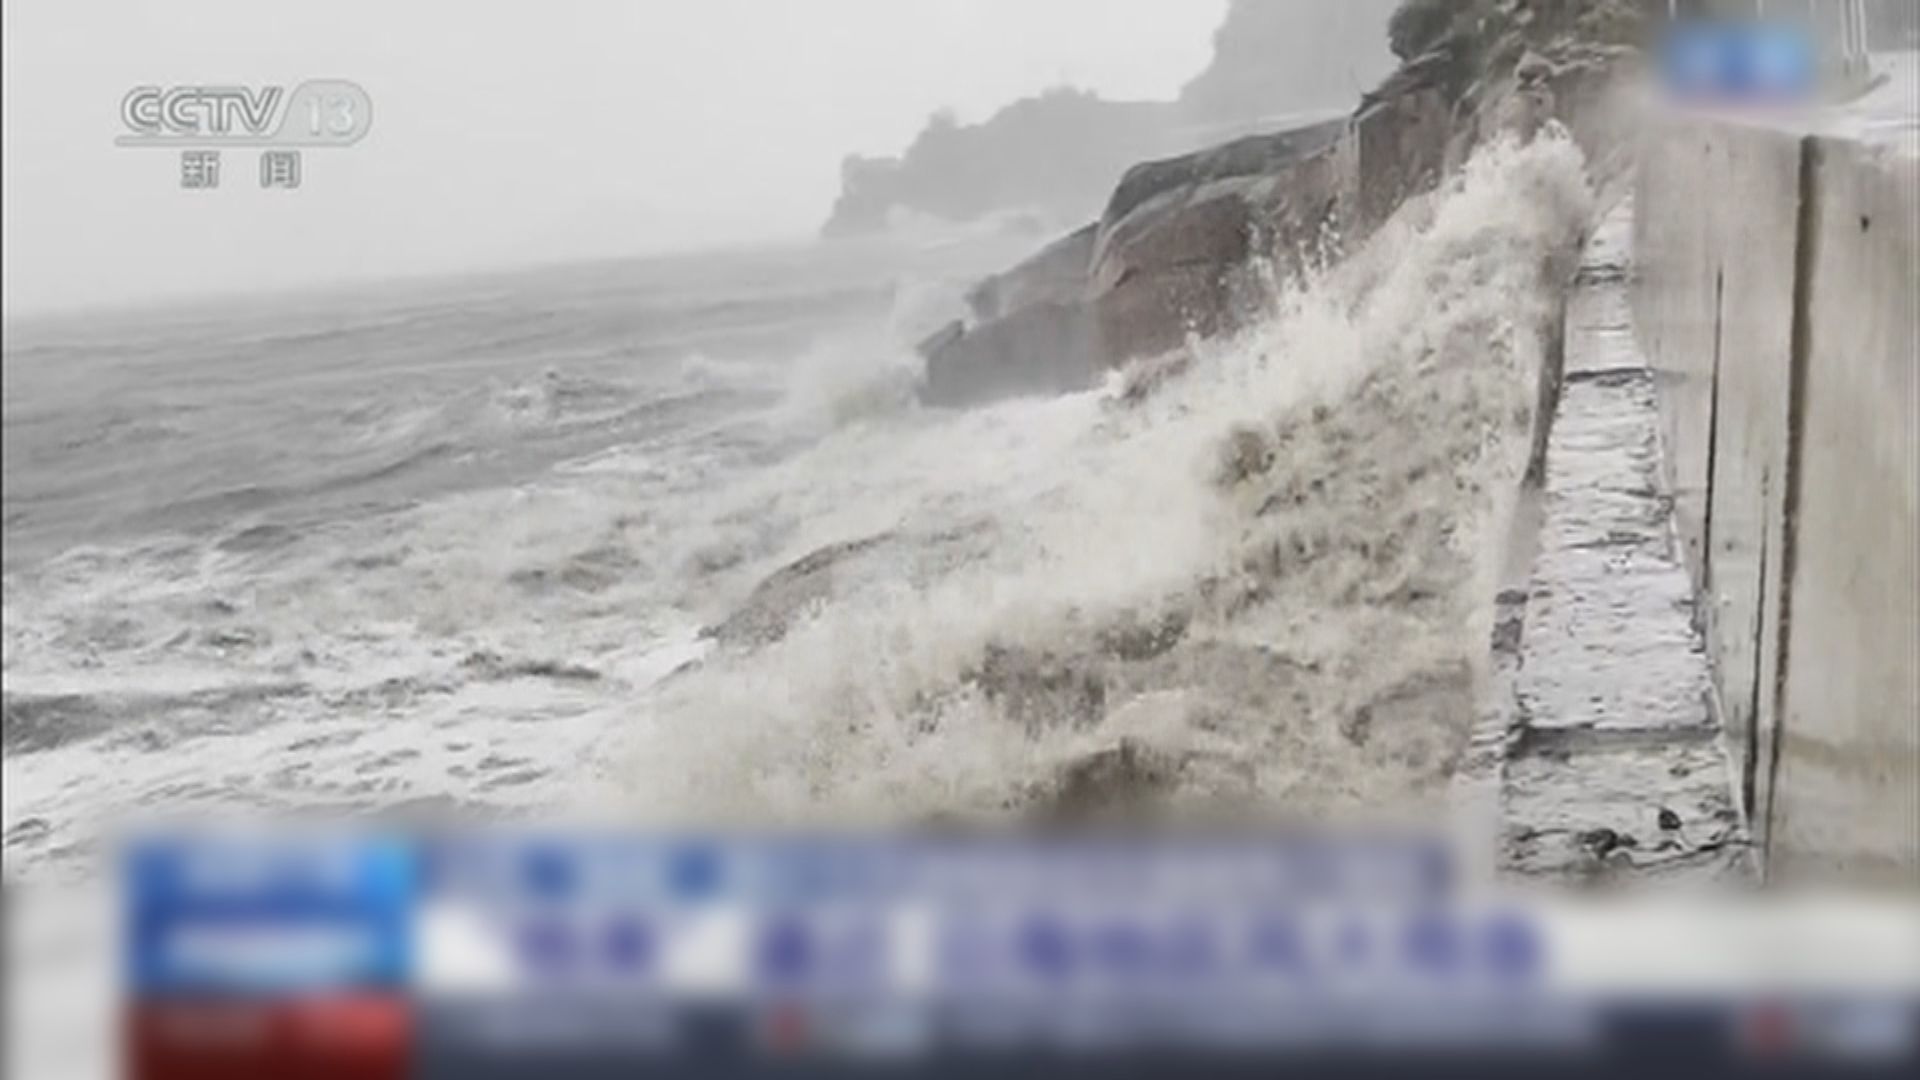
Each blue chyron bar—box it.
[1660,20,1816,104]
[120,829,1919,1077]
[123,831,415,1079]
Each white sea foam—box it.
[2,130,1590,881]
[778,274,976,432]
[601,130,1595,826]
[2,128,1590,1080]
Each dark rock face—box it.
[920,299,1100,408]
[1098,119,1347,232]
[964,222,1098,322]
[916,0,1641,410]
[1086,168,1294,367]
[919,223,1102,408]
[918,119,1353,406]
[1353,51,1458,230]
[1089,132,1355,368]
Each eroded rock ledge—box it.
[919,1,1643,408]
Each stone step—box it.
[1494,196,1755,888]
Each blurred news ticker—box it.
[1657,20,1819,103]
[114,828,1919,1078]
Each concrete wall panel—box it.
[1699,124,1804,821]
[1768,136,1920,885]
[1634,121,1724,582]
[1632,115,1919,885]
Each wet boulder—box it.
[917,223,1103,408]
[1351,49,1458,231]
[1096,119,1345,234]
[918,299,1101,408]
[1088,132,1355,367]
[964,222,1098,321]
[920,118,1354,406]
[1087,181,1268,364]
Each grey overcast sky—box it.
[1,0,1226,316]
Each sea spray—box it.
[608,130,1594,826]
[778,275,976,431]
[0,132,1593,876]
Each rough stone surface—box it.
[1496,199,1754,888]
[1516,367,1712,736]
[1089,143,1350,367]
[1353,51,1457,231]
[1096,119,1347,238]
[919,299,1100,408]
[919,7,1643,408]
[1091,240,1248,366]
[965,222,1098,322]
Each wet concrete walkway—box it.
[1493,198,1755,887]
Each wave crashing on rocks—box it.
[611,130,1595,828]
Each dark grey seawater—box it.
[2,228,1037,875]
[4,247,914,568]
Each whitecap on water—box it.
[599,131,1595,829]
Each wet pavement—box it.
[1492,199,1756,888]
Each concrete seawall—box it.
[1631,74,1918,885]
[1467,200,1753,889]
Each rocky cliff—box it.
[822,0,1400,238]
[823,90,1181,238]
[919,0,1650,407]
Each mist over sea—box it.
[2,133,1591,880]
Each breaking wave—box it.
[3,131,1592,880]
[606,131,1594,827]
[779,276,973,431]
